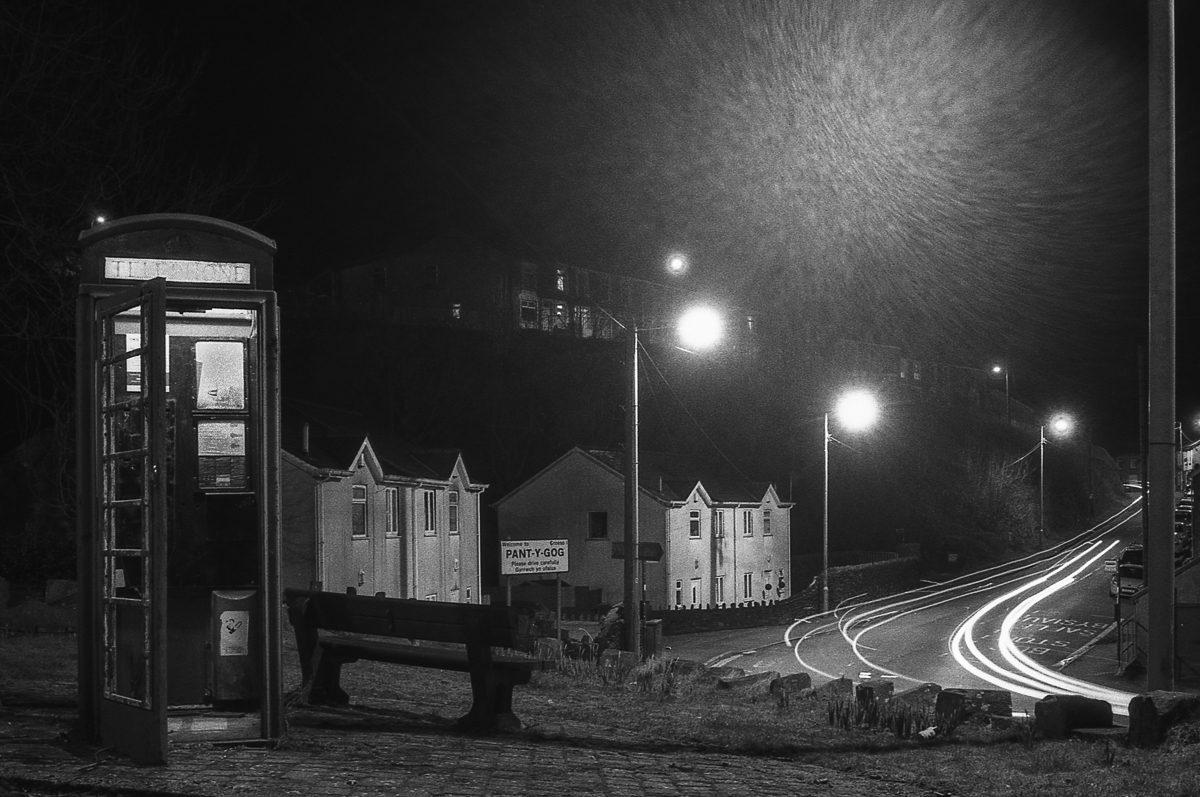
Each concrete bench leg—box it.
[457,670,521,732]
[305,646,350,706]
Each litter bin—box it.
[211,590,257,704]
[641,618,664,660]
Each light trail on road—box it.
[783,498,1143,714]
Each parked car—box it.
[1110,544,1145,599]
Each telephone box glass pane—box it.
[108,504,144,551]
[106,601,150,703]
[195,341,245,410]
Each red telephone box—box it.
[75,214,282,763]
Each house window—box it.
[351,485,367,538]
[574,305,594,338]
[449,303,462,320]
[519,295,538,329]
[555,268,567,293]
[423,490,437,535]
[712,510,725,538]
[425,592,438,601]
[540,300,568,331]
[385,487,399,537]
[674,580,683,606]
[689,510,701,539]
[742,572,753,600]
[715,575,725,604]
[588,511,608,539]
[742,510,754,536]
[448,490,460,535]
[763,509,772,536]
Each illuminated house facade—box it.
[494,447,791,610]
[280,408,487,602]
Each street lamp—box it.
[1039,413,1073,547]
[622,306,723,656]
[990,364,1011,425]
[823,389,879,613]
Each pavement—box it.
[0,625,1184,797]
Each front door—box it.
[94,278,169,763]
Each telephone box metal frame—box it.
[75,214,282,764]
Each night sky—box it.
[119,1,1196,454]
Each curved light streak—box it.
[784,497,1144,707]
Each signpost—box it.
[501,539,569,641]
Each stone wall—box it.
[651,556,921,634]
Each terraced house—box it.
[280,404,486,602]
[495,447,791,611]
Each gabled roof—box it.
[585,448,778,504]
[282,397,483,486]
[494,445,788,508]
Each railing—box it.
[1116,612,1146,674]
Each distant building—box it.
[281,403,486,601]
[493,446,791,610]
[287,235,759,355]
[1115,454,1143,489]
[832,339,1034,428]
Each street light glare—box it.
[665,253,688,274]
[1050,414,1073,436]
[676,306,722,350]
[835,390,879,432]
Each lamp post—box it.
[622,306,723,656]
[822,390,879,613]
[990,364,1011,425]
[1039,414,1073,548]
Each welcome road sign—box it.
[500,539,569,576]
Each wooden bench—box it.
[283,588,544,732]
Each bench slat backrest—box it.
[283,588,519,648]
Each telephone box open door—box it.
[77,215,282,764]
[84,278,170,763]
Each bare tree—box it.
[0,2,263,580]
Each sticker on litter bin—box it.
[219,610,249,656]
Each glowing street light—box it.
[823,389,879,613]
[665,252,688,275]
[990,364,1011,425]
[622,305,723,656]
[1039,413,1074,547]
[676,306,723,351]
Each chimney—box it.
[302,422,310,455]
